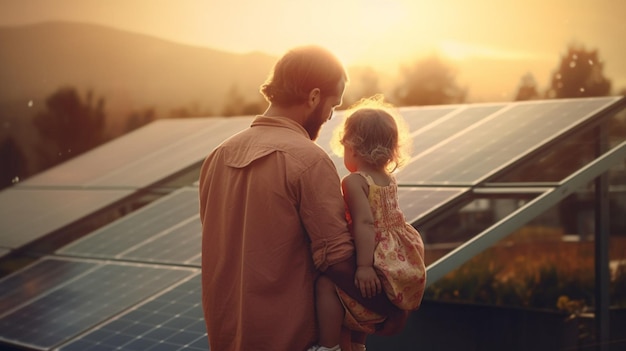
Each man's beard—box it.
[302,101,326,141]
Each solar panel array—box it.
[0,96,623,351]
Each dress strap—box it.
[389,174,397,185]
[355,171,375,185]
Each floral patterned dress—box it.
[337,172,426,333]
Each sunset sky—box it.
[1,0,624,100]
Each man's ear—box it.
[307,88,321,108]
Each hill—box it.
[0,21,277,128]
[0,21,282,180]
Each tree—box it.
[126,107,156,132]
[0,136,27,189]
[545,43,611,98]
[221,84,265,117]
[393,54,467,106]
[514,73,540,101]
[33,87,106,166]
[221,85,246,117]
[240,100,266,116]
[343,66,382,108]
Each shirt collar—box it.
[251,115,310,139]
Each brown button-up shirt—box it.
[199,116,354,351]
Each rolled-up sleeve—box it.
[298,157,354,271]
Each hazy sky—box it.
[1,0,624,99]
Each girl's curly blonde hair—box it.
[331,95,412,173]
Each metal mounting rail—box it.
[426,140,626,286]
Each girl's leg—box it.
[339,326,352,351]
[350,331,367,351]
[316,275,344,348]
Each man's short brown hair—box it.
[260,45,348,107]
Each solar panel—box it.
[122,218,202,266]
[0,257,196,350]
[316,105,457,153]
[0,188,133,249]
[0,258,99,315]
[19,118,224,188]
[407,104,505,161]
[56,273,207,351]
[58,188,199,264]
[396,97,620,186]
[17,117,252,189]
[398,187,470,224]
[399,105,458,132]
[86,117,252,188]
[316,106,457,177]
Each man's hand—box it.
[325,257,394,315]
[354,266,382,298]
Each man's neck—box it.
[263,104,307,125]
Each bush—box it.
[425,240,626,310]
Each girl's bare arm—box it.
[342,173,382,298]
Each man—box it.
[199,45,402,351]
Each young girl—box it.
[310,96,426,351]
